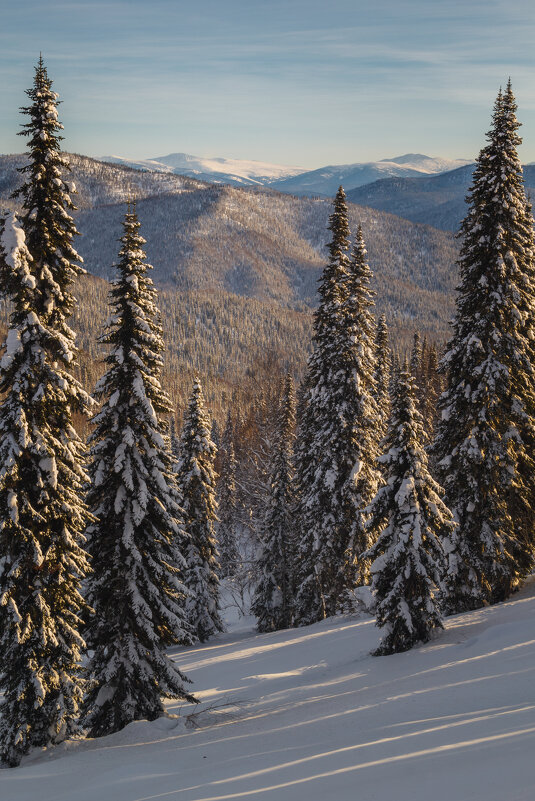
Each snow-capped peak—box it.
[100,153,306,187]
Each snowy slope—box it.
[2,580,535,800]
[101,153,306,186]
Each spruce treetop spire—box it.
[313,184,351,360]
[14,57,82,331]
[327,185,351,263]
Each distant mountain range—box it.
[347,164,535,231]
[268,154,473,197]
[0,151,458,329]
[99,151,535,232]
[101,152,472,194]
[0,151,460,418]
[101,153,305,187]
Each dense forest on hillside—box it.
[0,154,458,315]
[67,274,312,426]
[0,153,457,416]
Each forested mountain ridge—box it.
[347,163,535,231]
[0,152,459,419]
[0,152,458,311]
[0,152,204,211]
[73,183,458,317]
[268,153,472,196]
[68,274,314,425]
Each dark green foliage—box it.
[373,314,391,445]
[216,412,241,579]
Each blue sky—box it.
[1,0,534,167]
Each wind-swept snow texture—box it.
[2,579,535,799]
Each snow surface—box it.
[2,580,535,799]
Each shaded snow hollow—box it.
[2,579,535,800]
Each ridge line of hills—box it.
[99,151,535,232]
[100,150,473,198]
[1,151,459,419]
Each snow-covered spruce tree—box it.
[294,199,380,625]
[373,314,391,447]
[342,227,381,590]
[433,84,535,613]
[236,383,281,547]
[507,89,535,574]
[293,189,351,626]
[290,373,315,617]
[364,366,452,655]
[176,379,224,642]
[216,426,240,580]
[83,206,196,738]
[252,374,296,632]
[0,61,92,768]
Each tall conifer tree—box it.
[421,343,442,440]
[0,60,91,766]
[252,374,296,632]
[365,367,452,655]
[504,86,535,570]
[83,207,195,737]
[433,84,535,612]
[293,187,351,624]
[294,195,379,624]
[342,227,381,588]
[176,379,224,642]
